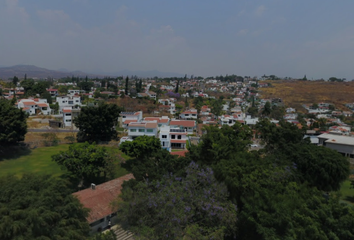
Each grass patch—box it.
[0,145,69,178]
[339,180,354,206]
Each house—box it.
[62,107,81,127]
[56,96,81,113]
[159,125,188,151]
[73,174,134,233]
[169,120,196,133]
[179,109,198,120]
[147,91,156,100]
[17,98,51,115]
[119,111,143,128]
[317,132,354,158]
[47,88,58,97]
[68,89,82,96]
[144,116,170,128]
[127,121,158,139]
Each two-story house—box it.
[144,116,170,129]
[169,120,196,134]
[62,107,81,127]
[159,126,188,151]
[120,111,143,128]
[47,89,58,97]
[17,98,51,115]
[56,96,82,113]
[179,109,198,120]
[127,122,158,139]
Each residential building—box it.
[68,89,82,96]
[170,120,196,133]
[17,98,51,115]
[127,121,158,139]
[119,111,143,128]
[73,174,134,233]
[47,88,58,97]
[62,107,81,127]
[318,132,354,158]
[144,116,170,128]
[179,109,198,120]
[147,91,156,100]
[159,125,188,151]
[56,96,81,113]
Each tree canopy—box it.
[0,98,28,144]
[0,174,90,240]
[52,142,114,185]
[73,103,123,142]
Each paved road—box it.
[28,129,79,132]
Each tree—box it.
[302,75,307,80]
[73,103,123,142]
[120,136,190,182]
[211,99,223,119]
[262,101,271,116]
[125,76,129,95]
[40,90,52,104]
[0,98,28,144]
[20,78,35,95]
[175,79,179,93]
[118,162,237,239]
[12,76,19,86]
[0,174,90,240]
[52,142,114,184]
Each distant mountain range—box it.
[0,65,184,80]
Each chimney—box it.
[91,183,96,190]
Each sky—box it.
[0,0,354,79]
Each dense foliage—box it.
[118,162,237,239]
[0,174,90,240]
[52,142,114,185]
[0,98,28,144]
[73,103,123,142]
[117,120,353,240]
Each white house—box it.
[17,98,51,115]
[47,88,58,97]
[127,122,158,139]
[68,89,83,96]
[56,96,81,113]
[144,116,170,129]
[179,109,198,120]
[62,107,81,127]
[159,125,188,151]
[318,132,354,158]
[169,120,196,133]
[120,111,143,128]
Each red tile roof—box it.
[73,174,134,223]
[23,101,36,106]
[170,150,188,157]
[37,103,48,107]
[63,109,72,113]
[170,120,196,128]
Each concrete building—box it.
[317,132,354,158]
[159,125,188,151]
[62,107,81,127]
[56,96,81,113]
[127,121,158,139]
[17,98,51,115]
[170,120,196,133]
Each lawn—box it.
[0,145,69,178]
[340,180,354,206]
[0,144,132,179]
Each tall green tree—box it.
[12,76,19,86]
[0,174,90,240]
[52,142,114,184]
[175,79,179,93]
[0,98,27,144]
[125,76,129,95]
[73,103,123,142]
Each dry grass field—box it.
[259,81,354,112]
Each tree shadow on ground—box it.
[344,196,354,205]
[0,145,32,161]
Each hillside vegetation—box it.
[259,80,354,112]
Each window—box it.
[162,142,165,146]
[146,129,153,133]
[162,135,167,139]
[158,124,162,127]
[185,114,189,116]
[139,129,145,132]
[65,119,71,122]
[130,129,136,132]
[171,135,176,139]
[178,135,182,139]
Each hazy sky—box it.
[0,0,353,79]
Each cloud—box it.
[254,5,266,17]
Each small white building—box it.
[17,98,51,115]
[159,125,188,151]
[144,116,170,129]
[179,109,198,120]
[56,96,81,113]
[62,107,81,127]
[120,111,143,128]
[127,122,158,139]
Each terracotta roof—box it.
[128,122,158,129]
[123,119,137,124]
[170,120,196,128]
[170,150,188,157]
[144,117,169,123]
[73,174,134,223]
[23,101,36,106]
[63,109,72,113]
[37,103,48,107]
[22,107,30,111]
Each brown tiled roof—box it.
[37,103,48,107]
[73,174,134,223]
[23,101,36,106]
[144,117,169,124]
[63,109,72,113]
[170,120,196,128]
